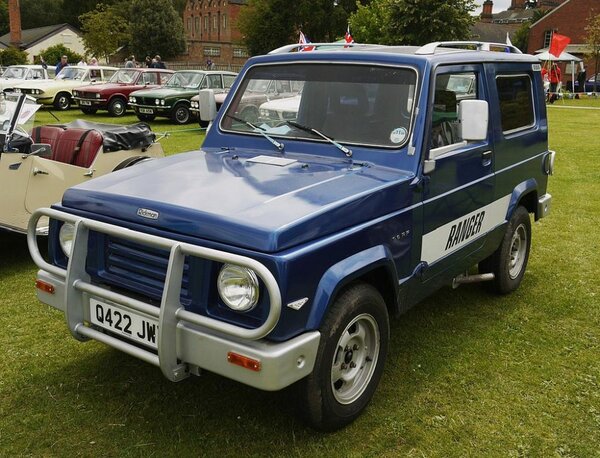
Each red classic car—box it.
[72,68,174,116]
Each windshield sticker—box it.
[390,127,407,144]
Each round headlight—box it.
[15,88,21,93]
[59,223,76,257]
[217,264,259,312]
[155,99,160,105]
[96,93,101,99]
[160,100,165,105]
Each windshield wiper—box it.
[226,114,284,151]
[285,120,352,158]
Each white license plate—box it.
[80,100,92,105]
[139,107,154,114]
[90,299,159,349]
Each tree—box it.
[39,44,83,66]
[239,0,361,56]
[0,47,29,66]
[20,0,62,29]
[0,2,8,36]
[80,4,130,62]
[350,0,476,46]
[129,0,185,60]
[585,13,600,92]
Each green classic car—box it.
[128,70,237,124]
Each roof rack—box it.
[415,41,522,55]
[268,42,381,54]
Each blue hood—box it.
[61,150,414,252]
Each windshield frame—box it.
[219,61,420,150]
[109,69,141,84]
[56,67,88,81]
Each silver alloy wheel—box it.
[56,95,69,110]
[330,313,380,405]
[111,99,125,116]
[508,223,527,279]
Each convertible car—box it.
[0,93,164,234]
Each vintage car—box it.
[258,94,301,126]
[72,68,174,116]
[13,65,117,110]
[29,41,555,430]
[128,70,237,124]
[0,65,52,92]
[0,93,164,234]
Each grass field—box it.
[0,101,599,456]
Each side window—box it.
[206,74,222,89]
[223,75,236,89]
[142,72,158,85]
[431,72,477,148]
[496,74,534,133]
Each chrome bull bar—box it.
[28,208,283,382]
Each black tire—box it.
[479,206,531,294]
[108,97,127,117]
[137,113,156,122]
[298,283,389,431]
[81,106,97,115]
[53,92,71,110]
[171,103,191,124]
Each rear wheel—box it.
[298,283,389,431]
[479,206,531,294]
[53,92,71,110]
[108,97,127,117]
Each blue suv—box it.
[29,41,555,431]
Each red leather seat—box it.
[30,126,64,149]
[52,128,103,168]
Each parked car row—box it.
[0,64,240,125]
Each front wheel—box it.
[108,97,127,117]
[53,93,71,110]
[171,103,191,124]
[479,205,531,294]
[298,283,389,431]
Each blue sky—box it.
[473,0,512,14]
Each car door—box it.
[420,64,496,284]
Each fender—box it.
[507,178,538,220]
[306,245,398,330]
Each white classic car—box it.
[0,65,52,92]
[13,65,117,110]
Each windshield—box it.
[56,67,87,80]
[0,93,40,136]
[165,72,205,89]
[109,69,140,84]
[222,63,417,148]
[2,66,28,79]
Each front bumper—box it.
[28,208,320,391]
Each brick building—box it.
[527,0,598,81]
[181,0,248,69]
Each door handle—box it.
[482,150,492,165]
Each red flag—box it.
[344,25,354,48]
[549,33,570,57]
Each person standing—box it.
[145,56,152,68]
[55,55,68,75]
[154,55,166,69]
[125,56,135,68]
[548,63,561,104]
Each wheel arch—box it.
[306,245,399,330]
[108,93,127,103]
[508,178,539,220]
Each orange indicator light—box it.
[35,280,55,294]
[227,352,261,372]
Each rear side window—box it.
[496,75,534,133]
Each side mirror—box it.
[29,143,52,158]
[198,89,217,123]
[459,99,488,141]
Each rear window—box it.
[496,74,535,133]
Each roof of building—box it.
[0,23,81,49]
[471,22,521,43]
[491,8,536,23]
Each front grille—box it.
[81,92,98,99]
[88,232,193,306]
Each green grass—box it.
[0,101,599,456]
